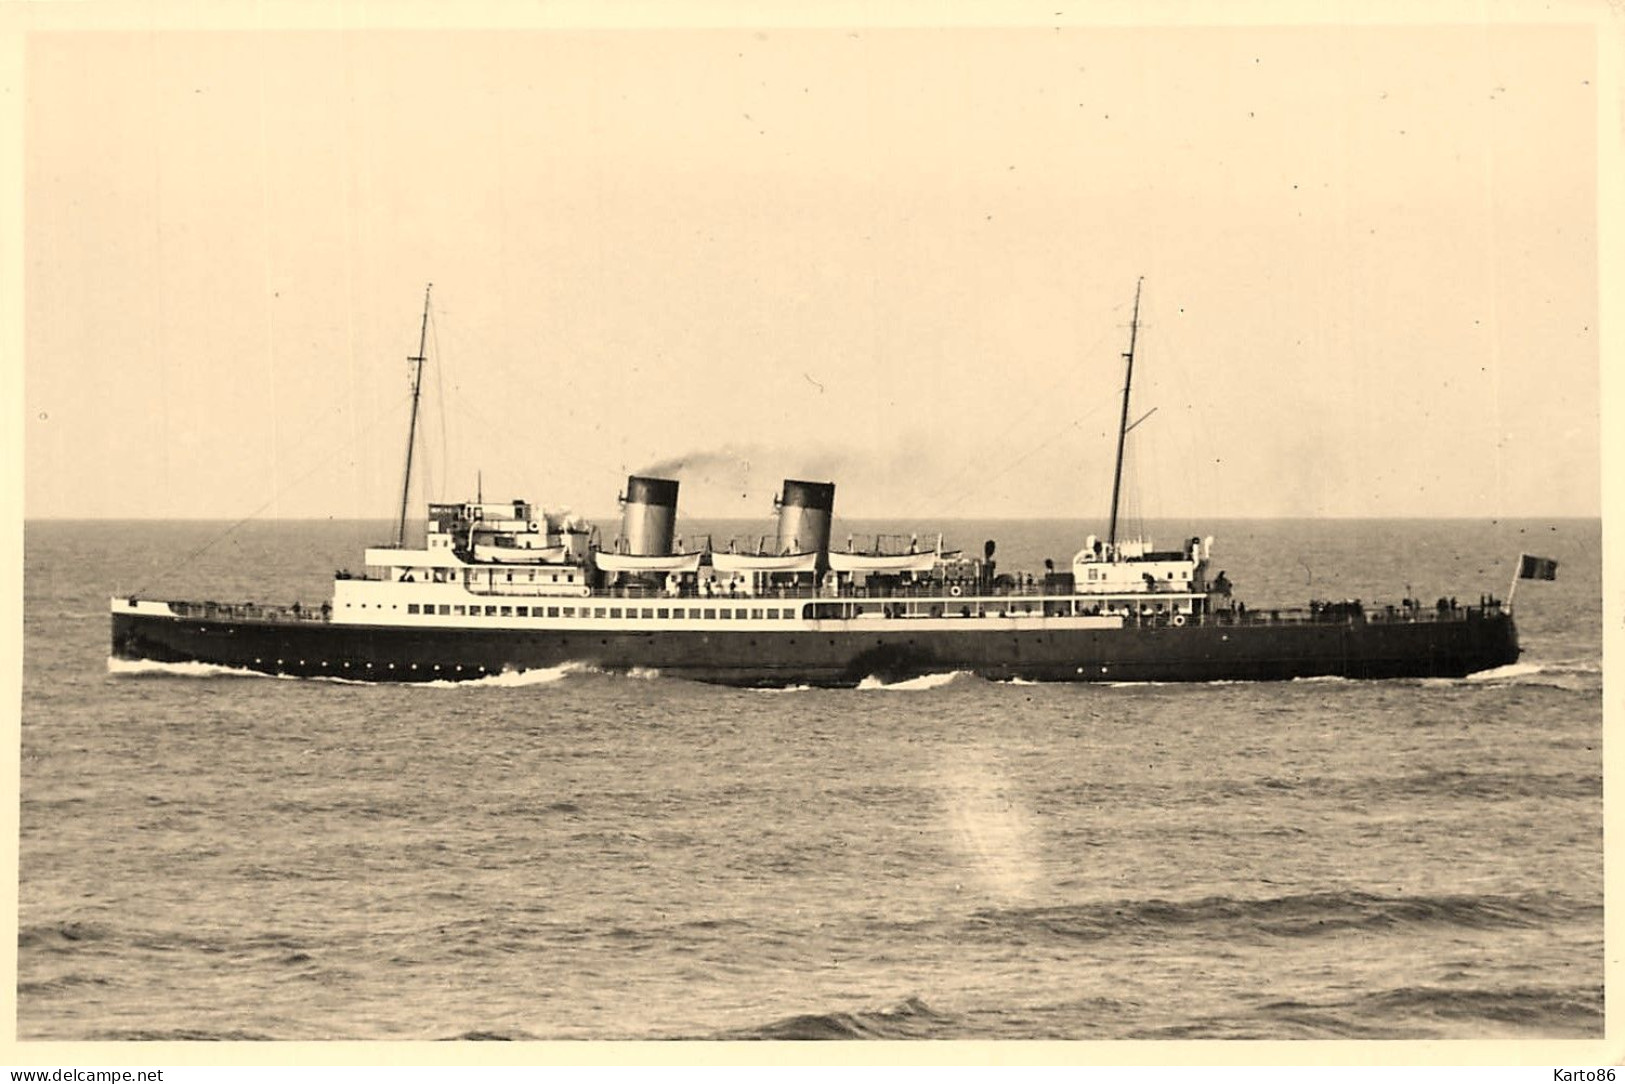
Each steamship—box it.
[110,284,1524,687]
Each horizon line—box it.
[22,512,1603,523]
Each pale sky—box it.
[21,16,1602,521]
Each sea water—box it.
[19,518,1602,1039]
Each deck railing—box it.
[167,600,332,623]
[159,593,1505,629]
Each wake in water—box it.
[1464,659,1600,688]
[107,657,271,681]
[422,662,590,688]
[108,656,656,689]
[431,662,666,687]
[1405,659,1602,692]
[857,670,972,691]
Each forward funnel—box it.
[620,475,679,556]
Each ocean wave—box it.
[1191,983,1608,1039]
[1374,767,1601,802]
[92,1028,277,1041]
[17,920,117,950]
[1218,767,1602,803]
[438,1028,544,1041]
[857,671,971,691]
[719,996,952,1040]
[1132,982,1602,1041]
[1357,983,1603,1030]
[17,973,114,996]
[962,889,1594,943]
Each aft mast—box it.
[1106,277,1143,555]
[396,284,433,548]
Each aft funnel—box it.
[776,480,835,563]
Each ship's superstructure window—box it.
[658,608,670,618]
[594,607,607,618]
[517,606,529,617]
[485,606,498,616]
[454,605,465,615]
[548,606,560,617]
[500,606,513,617]
[408,604,420,614]
[439,605,450,615]
[703,608,716,619]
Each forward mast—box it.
[396,283,433,549]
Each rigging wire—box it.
[926,410,1103,520]
[134,388,417,596]
[885,300,1133,522]
[431,299,449,505]
[410,303,436,519]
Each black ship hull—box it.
[111,608,1521,688]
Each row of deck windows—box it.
[402,603,801,620]
[1085,568,1190,581]
[401,570,579,584]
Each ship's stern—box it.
[1473,608,1522,673]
